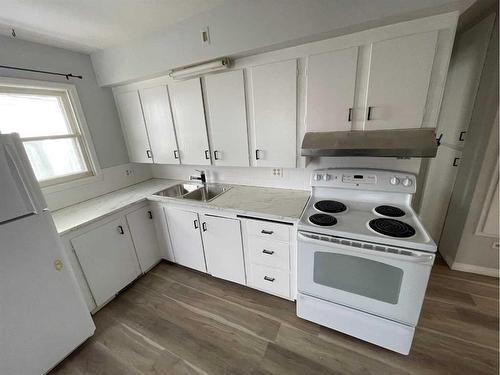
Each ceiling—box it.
[0,0,225,53]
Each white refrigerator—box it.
[0,133,95,375]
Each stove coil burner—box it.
[314,200,347,214]
[369,218,415,238]
[375,205,405,217]
[309,213,337,226]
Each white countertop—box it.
[52,179,310,235]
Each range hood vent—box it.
[301,128,438,158]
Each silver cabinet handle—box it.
[452,157,460,167]
[202,222,207,232]
[204,150,210,160]
[264,276,275,282]
[117,225,124,235]
[148,210,153,219]
[255,149,261,160]
[146,150,153,159]
[214,150,220,160]
[459,131,466,142]
[193,220,199,229]
[261,230,274,235]
[262,249,274,255]
[348,107,353,122]
[173,150,179,159]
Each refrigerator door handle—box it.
[4,144,38,214]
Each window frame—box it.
[0,77,101,192]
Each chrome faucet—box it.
[190,169,206,185]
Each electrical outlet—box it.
[125,168,133,176]
[272,168,283,177]
[492,242,499,249]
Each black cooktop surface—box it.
[375,205,405,217]
[368,218,415,238]
[309,213,338,226]
[314,200,347,214]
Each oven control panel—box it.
[311,169,417,193]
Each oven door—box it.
[297,231,434,326]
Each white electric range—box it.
[296,168,436,355]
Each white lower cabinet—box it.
[126,206,162,272]
[71,218,141,307]
[249,263,290,298]
[164,207,207,272]
[201,215,246,285]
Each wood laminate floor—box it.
[51,256,499,375]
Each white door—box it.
[126,206,162,272]
[204,70,250,167]
[0,213,95,375]
[251,59,297,167]
[165,207,206,272]
[201,215,246,285]
[364,31,438,130]
[139,85,180,164]
[169,78,211,165]
[72,218,141,307]
[419,145,462,242]
[114,90,152,163]
[306,47,359,132]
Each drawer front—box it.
[249,264,290,298]
[248,236,289,270]
[246,220,290,242]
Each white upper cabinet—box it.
[114,90,152,163]
[139,85,180,164]
[306,47,359,132]
[250,59,297,168]
[169,78,211,165]
[364,31,438,131]
[204,71,250,167]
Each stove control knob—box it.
[390,176,400,185]
[323,174,331,181]
[313,174,323,181]
[402,177,413,187]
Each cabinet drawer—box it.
[248,236,289,270]
[246,220,290,242]
[249,264,290,298]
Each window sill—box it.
[41,172,104,194]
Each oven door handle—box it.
[298,232,434,265]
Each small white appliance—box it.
[0,133,95,374]
[296,168,436,355]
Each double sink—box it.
[154,183,231,202]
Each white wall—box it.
[91,0,463,86]
[439,11,499,276]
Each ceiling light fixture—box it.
[169,57,231,80]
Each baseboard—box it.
[451,262,499,278]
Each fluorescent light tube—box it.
[169,58,231,79]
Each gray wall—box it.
[0,35,129,168]
[91,0,463,86]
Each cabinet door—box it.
[165,207,206,272]
[114,90,152,163]
[139,85,180,164]
[71,218,141,307]
[150,203,175,261]
[364,31,438,130]
[205,70,250,167]
[201,215,246,285]
[419,145,462,242]
[126,206,162,273]
[306,47,358,132]
[169,78,211,165]
[251,60,297,167]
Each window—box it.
[0,82,97,187]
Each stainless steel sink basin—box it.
[182,184,231,202]
[154,183,201,198]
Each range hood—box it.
[301,128,438,158]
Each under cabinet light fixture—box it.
[169,58,231,80]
